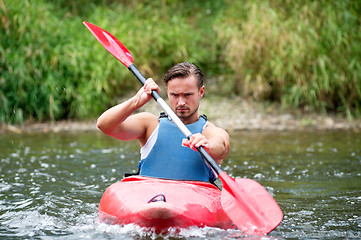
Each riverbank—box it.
[2,97,361,134]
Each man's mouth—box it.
[176,106,189,112]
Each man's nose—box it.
[177,97,186,105]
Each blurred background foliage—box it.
[1,0,360,124]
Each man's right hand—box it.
[134,78,161,108]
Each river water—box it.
[1,130,360,239]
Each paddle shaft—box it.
[128,64,223,174]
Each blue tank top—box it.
[138,115,215,182]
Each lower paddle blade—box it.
[219,172,283,235]
[83,21,133,67]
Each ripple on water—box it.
[1,210,58,238]
[70,223,259,240]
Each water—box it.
[1,130,360,239]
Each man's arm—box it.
[96,78,160,144]
[182,123,230,165]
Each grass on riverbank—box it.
[1,0,360,124]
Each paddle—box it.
[83,21,283,235]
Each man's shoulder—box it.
[204,121,216,128]
[131,112,159,129]
[134,112,159,121]
[202,121,229,135]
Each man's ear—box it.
[199,86,205,98]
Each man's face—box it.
[166,75,205,124]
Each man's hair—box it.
[163,62,204,89]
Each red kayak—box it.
[98,176,234,233]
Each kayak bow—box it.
[98,176,233,233]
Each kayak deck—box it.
[98,176,233,233]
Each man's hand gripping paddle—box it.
[83,21,283,235]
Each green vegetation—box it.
[1,0,360,124]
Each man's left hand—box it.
[182,133,210,152]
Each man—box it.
[97,62,229,182]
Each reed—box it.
[214,0,361,118]
[1,0,360,124]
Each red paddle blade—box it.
[219,172,283,235]
[83,21,133,67]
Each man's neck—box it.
[179,113,199,125]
